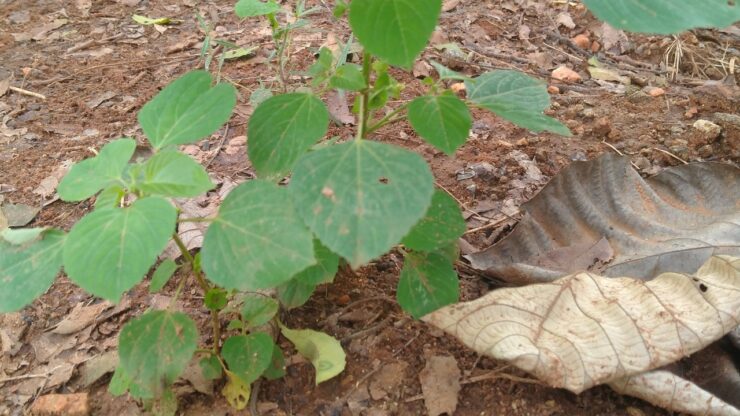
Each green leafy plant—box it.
[5,0,736,413]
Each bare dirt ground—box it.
[1,0,738,415]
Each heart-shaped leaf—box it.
[397,252,459,319]
[221,333,274,384]
[583,0,740,34]
[58,138,136,202]
[135,150,214,197]
[240,294,278,328]
[408,94,471,155]
[0,229,65,312]
[349,0,441,68]
[118,310,198,396]
[138,71,236,149]
[466,71,570,136]
[290,140,434,267]
[247,93,329,177]
[402,189,466,252]
[277,241,339,309]
[201,180,315,290]
[63,197,177,301]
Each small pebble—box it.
[551,66,582,83]
[692,119,722,140]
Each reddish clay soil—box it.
[1,0,738,415]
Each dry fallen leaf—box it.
[326,91,355,126]
[419,355,461,416]
[468,154,740,283]
[50,301,112,335]
[611,370,740,416]
[425,256,740,395]
[369,361,408,400]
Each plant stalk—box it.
[356,51,373,140]
[172,233,221,353]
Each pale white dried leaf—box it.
[610,371,740,416]
[424,256,740,394]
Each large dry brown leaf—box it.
[468,154,740,283]
[424,256,740,395]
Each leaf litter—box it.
[428,155,740,415]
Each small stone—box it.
[684,106,699,119]
[692,119,722,140]
[669,145,689,160]
[470,162,495,179]
[30,393,90,416]
[547,85,560,94]
[572,34,591,49]
[644,86,665,97]
[669,125,685,136]
[592,117,612,137]
[590,40,601,52]
[713,112,740,128]
[450,82,465,93]
[580,108,595,119]
[633,156,651,171]
[551,66,582,83]
[515,138,528,146]
[697,144,714,158]
[465,183,476,196]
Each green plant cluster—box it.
[2,0,738,413]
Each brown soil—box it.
[1,1,738,415]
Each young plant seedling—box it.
[26,0,740,412]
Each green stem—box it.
[356,51,373,140]
[366,102,410,135]
[172,233,221,353]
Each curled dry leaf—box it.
[610,370,740,416]
[468,154,740,283]
[424,255,740,395]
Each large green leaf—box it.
[349,0,441,68]
[466,71,570,136]
[290,140,434,267]
[247,93,329,178]
[0,230,65,312]
[221,333,274,384]
[240,294,278,328]
[408,94,471,155]
[402,190,466,252]
[138,71,236,149]
[201,180,315,290]
[118,310,198,396]
[277,241,339,309]
[235,0,280,18]
[135,151,214,197]
[58,138,136,202]
[280,325,345,384]
[583,0,740,34]
[63,197,177,301]
[397,252,458,319]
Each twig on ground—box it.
[8,86,46,100]
[652,147,688,164]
